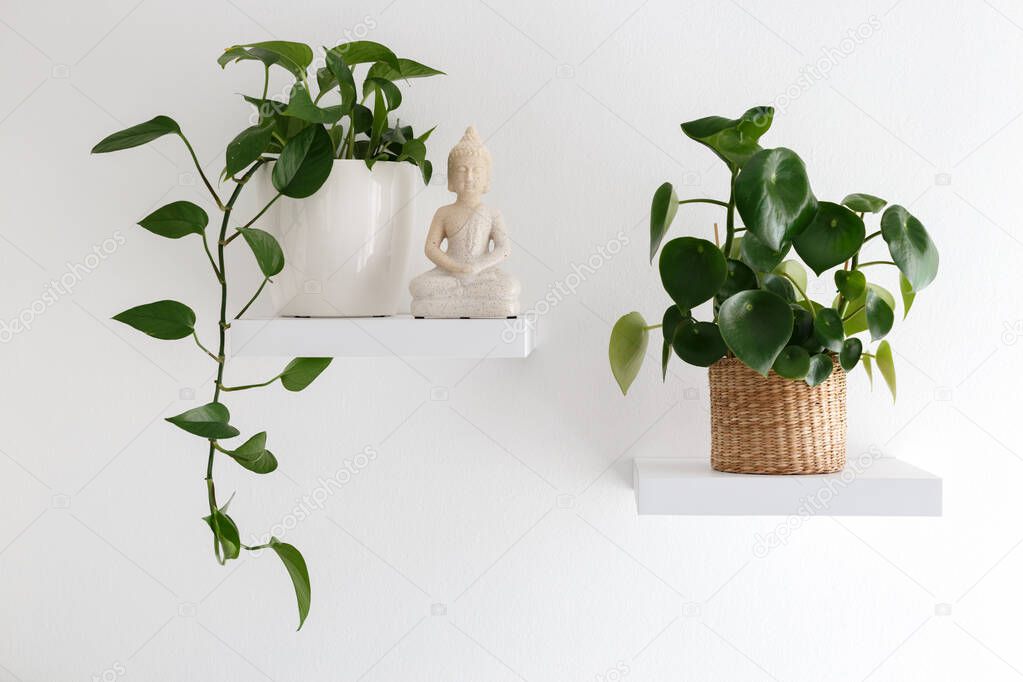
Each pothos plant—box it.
[91,40,441,630]
[610,106,938,399]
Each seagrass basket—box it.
[708,355,846,474]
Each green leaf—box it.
[862,354,874,388]
[224,432,278,474]
[840,337,862,372]
[609,312,649,395]
[805,353,834,387]
[734,147,817,251]
[671,319,727,367]
[773,260,807,294]
[203,506,240,561]
[761,273,795,302]
[280,357,332,391]
[273,124,334,198]
[739,229,788,272]
[899,273,916,319]
[366,58,444,80]
[351,104,373,134]
[788,304,815,349]
[717,289,793,375]
[219,41,313,78]
[324,47,358,112]
[398,139,427,165]
[658,237,727,310]
[363,77,402,110]
[716,258,758,302]
[661,339,670,381]
[865,288,894,341]
[284,83,343,124]
[834,270,866,301]
[649,182,678,262]
[880,205,938,291]
[92,116,180,153]
[328,40,399,68]
[166,402,239,439]
[270,538,311,630]
[841,283,895,336]
[662,305,687,343]
[239,228,285,277]
[419,159,433,185]
[876,340,897,401]
[773,345,810,380]
[841,193,887,214]
[680,106,774,168]
[226,122,275,178]
[113,300,195,340]
[368,90,388,156]
[138,201,208,239]
[792,201,865,275]
[814,307,845,353]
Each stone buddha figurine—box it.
[409,126,521,318]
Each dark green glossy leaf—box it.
[92,116,180,153]
[363,77,402,110]
[842,283,894,336]
[166,402,239,439]
[899,273,916,318]
[219,41,313,78]
[876,340,896,401]
[789,304,815,348]
[671,319,727,367]
[113,300,195,340]
[280,357,332,391]
[239,228,284,277]
[880,205,938,291]
[649,182,678,262]
[717,289,793,375]
[834,269,866,301]
[716,258,758,302]
[661,304,688,381]
[285,83,343,124]
[225,431,278,474]
[814,308,845,353]
[761,273,795,302]
[270,538,311,630]
[399,139,426,165]
[203,506,240,561]
[735,147,817,251]
[242,95,288,125]
[805,353,834,387]
[792,201,865,275]
[324,47,358,112]
[841,193,887,213]
[138,201,207,239]
[368,91,388,157]
[419,159,433,185]
[328,41,399,68]
[739,228,788,272]
[273,124,333,198]
[840,337,862,372]
[865,288,894,341]
[351,104,373,134]
[680,106,773,168]
[773,345,811,380]
[659,237,727,310]
[226,122,275,177]
[661,339,670,381]
[366,58,444,80]
[610,312,649,395]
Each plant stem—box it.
[201,234,222,282]
[192,331,220,362]
[261,65,269,101]
[643,324,663,331]
[722,169,738,256]
[178,133,224,210]
[778,272,814,319]
[863,230,881,244]
[678,198,729,208]
[856,260,896,268]
[842,304,865,321]
[225,193,282,245]
[220,375,281,392]
[234,277,268,319]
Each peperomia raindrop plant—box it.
[92,40,442,630]
[610,106,938,399]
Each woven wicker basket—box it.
[708,355,846,474]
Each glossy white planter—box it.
[256,160,418,317]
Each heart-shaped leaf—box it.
[327,40,399,68]
[876,340,896,401]
[658,237,727,310]
[735,147,817,251]
[840,337,862,371]
[814,308,845,352]
[270,538,311,630]
[841,283,894,336]
[366,58,445,81]
[284,83,343,125]
[225,122,275,178]
[761,273,795,302]
[680,106,774,168]
[717,289,793,375]
[805,353,834,387]
[323,47,358,112]
[739,230,789,272]
[225,432,278,474]
[203,505,241,561]
[363,77,402,110]
[671,320,727,367]
[273,124,334,199]
[166,402,239,439]
[793,201,865,275]
[219,41,313,78]
[789,304,816,349]
[649,182,678,262]
[280,357,333,391]
[113,300,195,340]
[92,116,180,153]
[899,273,916,318]
[716,259,758,302]
[866,288,894,341]
[610,312,649,395]
[239,228,285,277]
[835,269,866,301]
[773,345,810,380]
[138,201,208,239]
[881,205,938,291]
[841,193,887,213]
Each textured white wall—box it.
[1,0,1022,680]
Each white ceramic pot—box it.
[256,160,419,317]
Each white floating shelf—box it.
[229,315,535,358]
[634,458,941,517]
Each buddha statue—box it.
[409,126,521,318]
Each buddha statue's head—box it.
[448,126,491,196]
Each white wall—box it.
[2,0,1022,680]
